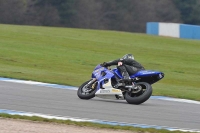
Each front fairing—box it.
[91,65,115,90]
[92,65,114,80]
[112,68,123,78]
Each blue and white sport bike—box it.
[77,64,164,104]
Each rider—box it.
[101,54,145,88]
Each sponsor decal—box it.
[112,89,121,92]
[159,74,163,78]
[100,90,110,93]
[141,71,155,74]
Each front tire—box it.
[77,80,97,100]
[124,82,152,104]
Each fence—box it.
[146,22,200,40]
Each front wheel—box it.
[124,82,152,104]
[77,80,97,100]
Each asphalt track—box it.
[0,80,200,131]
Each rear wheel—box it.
[77,80,97,99]
[124,82,152,104]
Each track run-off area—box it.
[0,77,200,132]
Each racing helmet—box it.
[122,54,134,60]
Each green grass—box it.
[0,24,200,100]
[0,114,189,133]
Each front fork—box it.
[85,78,97,88]
[86,78,108,90]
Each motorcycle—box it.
[77,64,164,104]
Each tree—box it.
[25,0,60,26]
[0,0,185,32]
[98,0,182,32]
[0,0,26,24]
[173,0,200,25]
[31,0,77,26]
[72,0,107,29]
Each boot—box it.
[115,65,130,88]
[100,83,105,89]
[119,71,131,83]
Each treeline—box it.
[0,0,200,32]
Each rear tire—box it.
[77,80,97,100]
[124,82,152,104]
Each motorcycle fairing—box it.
[95,80,124,100]
[92,65,115,90]
[112,68,164,84]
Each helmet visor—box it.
[122,54,134,60]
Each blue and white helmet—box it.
[121,54,134,60]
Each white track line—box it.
[0,109,199,132]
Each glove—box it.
[101,62,108,67]
[118,61,123,66]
